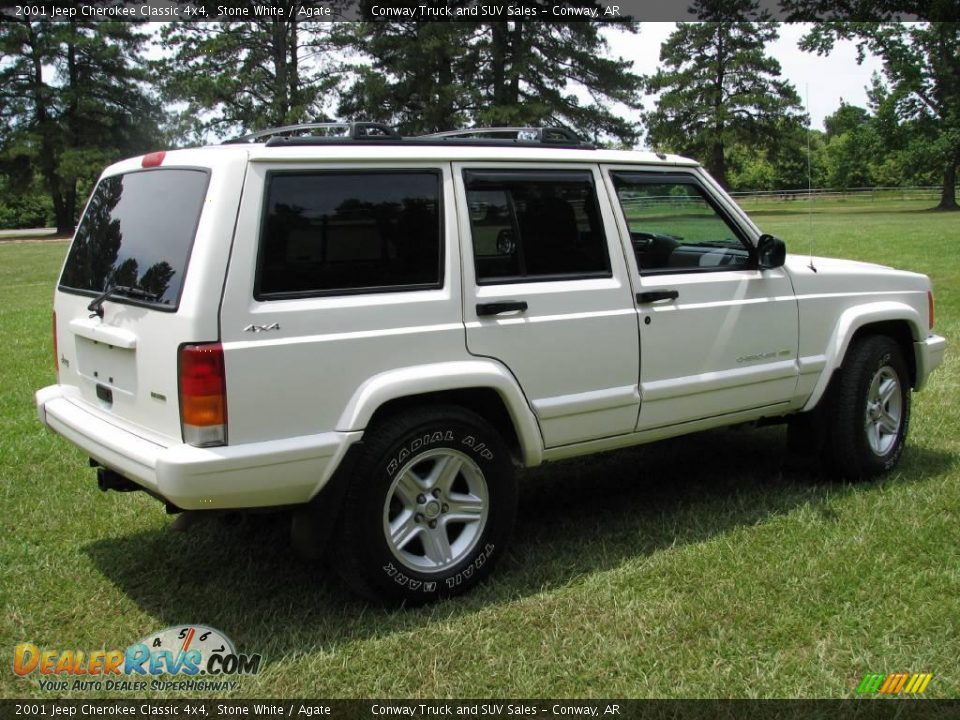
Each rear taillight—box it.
[178,343,227,447]
[928,290,935,330]
[52,311,58,376]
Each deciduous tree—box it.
[797,20,960,209]
[643,1,806,187]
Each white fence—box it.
[728,186,952,203]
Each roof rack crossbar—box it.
[422,126,574,140]
[223,121,400,145]
[221,122,595,150]
[421,126,593,147]
[264,136,596,149]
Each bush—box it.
[0,189,53,229]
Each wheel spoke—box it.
[421,526,453,565]
[390,510,421,551]
[867,421,881,452]
[394,471,425,507]
[431,454,464,494]
[879,412,899,435]
[445,493,484,522]
[879,378,898,405]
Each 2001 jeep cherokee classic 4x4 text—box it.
[36,124,947,603]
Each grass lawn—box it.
[1,199,958,699]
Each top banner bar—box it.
[0,1,929,23]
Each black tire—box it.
[331,405,517,604]
[823,335,911,481]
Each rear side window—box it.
[257,171,442,298]
[59,169,209,309]
[463,170,610,283]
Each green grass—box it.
[2,199,958,699]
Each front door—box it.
[604,168,800,430]
[454,164,640,448]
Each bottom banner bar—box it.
[1,699,958,720]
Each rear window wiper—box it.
[88,285,161,318]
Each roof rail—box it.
[223,121,399,145]
[222,121,596,150]
[421,126,593,148]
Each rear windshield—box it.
[59,168,209,309]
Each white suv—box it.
[36,124,946,603]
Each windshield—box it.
[59,168,209,309]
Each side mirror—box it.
[756,234,786,270]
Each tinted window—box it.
[464,171,610,283]
[611,174,751,273]
[59,169,209,308]
[257,171,442,297]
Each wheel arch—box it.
[802,302,923,413]
[336,361,544,467]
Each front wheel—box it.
[824,335,911,481]
[332,406,517,604]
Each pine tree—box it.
[0,21,162,233]
[471,19,642,142]
[334,4,643,143]
[643,3,805,188]
[158,6,338,141]
[332,19,479,134]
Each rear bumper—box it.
[914,334,947,391]
[36,385,360,510]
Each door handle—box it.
[476,301,528,316]
[636,290,679,304]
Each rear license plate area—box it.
[96,383,113,405]
[75,337,137,393]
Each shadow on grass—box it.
[83,426,954,658]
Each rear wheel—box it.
[823,335,911,481]
[332,406,516,604]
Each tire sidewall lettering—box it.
[385,429,494,477]
[381,543,497,593]
[462,435,494,461]
[444,543,495,589]
[875,351,892,370]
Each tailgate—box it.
[53,151,247,443]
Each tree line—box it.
[1,8,957,233]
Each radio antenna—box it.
[806,84,817,273]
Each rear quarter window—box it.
[59,168,210,310]
[256,170,443,298]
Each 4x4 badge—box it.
[243,322,280,333]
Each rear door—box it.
[218,162,464,446]
[454,163,640,448]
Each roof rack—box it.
[420,126,594,148]
[223,122,400,145]
[221,121,595,150]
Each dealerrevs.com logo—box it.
[13,625,262,692]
